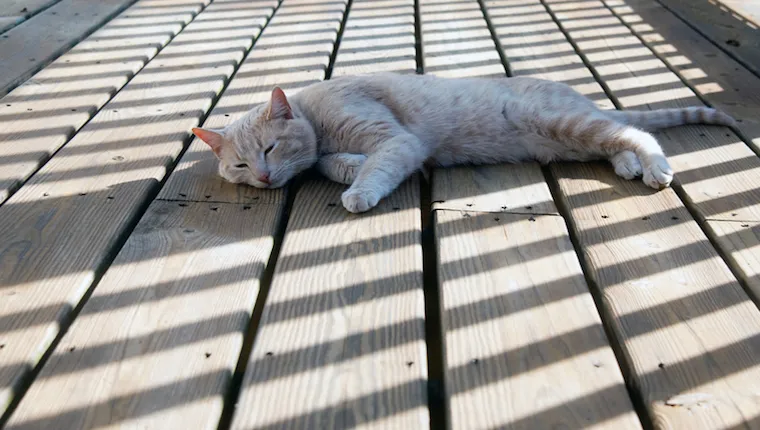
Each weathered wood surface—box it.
[1,0,292,426]
[604,0,760,153]
[599,0,760,301]
[0,0,277,417]
[422,1,639,428]
[0,0,140,97]
[231,179,428,429]
[655,0,760,76]
[0,0,60,33]
[231,1,428,428]
[545,0,760,223]
[718,0,760,26]
[0,0,208,204]
[4,200,281,429]
[480,0,760,427]
[331,0,417,76]
[550,163,760,429]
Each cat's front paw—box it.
[642,155,674,190]
[341,189,380,213]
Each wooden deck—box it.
[1,0,760,428]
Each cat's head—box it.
[192,87,317,189]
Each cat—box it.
[191,72,735,213]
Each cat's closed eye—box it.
[234,162,248,169]
[264,144,275,155]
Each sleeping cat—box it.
[191,73,734,213]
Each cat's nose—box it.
[257,174,270,184]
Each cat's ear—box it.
[266,87,293,120]
[192,127,225,156]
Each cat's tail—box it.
[605,107,736,131]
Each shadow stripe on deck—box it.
[0,0,213,205]
[0,0,279,425]
[479,0,760,427]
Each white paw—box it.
[611,151,642,180]
[642,155,674,190]
[341,188,380,213]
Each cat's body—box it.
[192,73,734,213]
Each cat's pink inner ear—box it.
[192,127,224,155]
[267,87,293,120]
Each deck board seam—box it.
[529,0,760,309]
[154,197,280,206]
[0,0,284,424]
[652,0,760,79]
[477,1,655,427]
[432,207,562,217]
[0,0,141,97]
[0,0,63,35]
[0,0,213,206]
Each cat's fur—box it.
[192,73,735,213]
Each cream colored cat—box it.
[192,73,734,213]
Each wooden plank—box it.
[654,0,760,76]
[483,0,760,427]
[436,211,642,429]
[231,2,428,428]
[0,0,209,204]
[331,0,416,76]
[421,1,640,428]
[717,0,760,27]
[231,179,428,429]
[2,0,59,18]
[603,0,760,154]
[551,163,760,429]
[0,0,277,417]
[0,0,60,33]
[4,200,282,429]
[545,0,760,303]
[0,18,23,34]
[545,0,760,224]
[431,164,558,215]
[0,0,141,97]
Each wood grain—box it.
[603,0,760,154]
[0,0,60,33]
[423,1,639,428]
[545,0,760,223]
[0,0,140,97]
[485,0,614,109]
[2,0,59,18]
[707,220,760,305]
[654,0,760,76]
[431,164,558,214]
[331,0,417,76]
[0,0,277,416]
[551,162,760,429]
[5,200,282,429]
[0,0,209,204]
[231,2,428,427]
[436,210,641,429]
[484,0,760,427]
[231,178,429,429]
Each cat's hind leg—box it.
[609,150,642,180]
[528,113,673,189]
[317,153,367,185]
[617,127,673,189]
